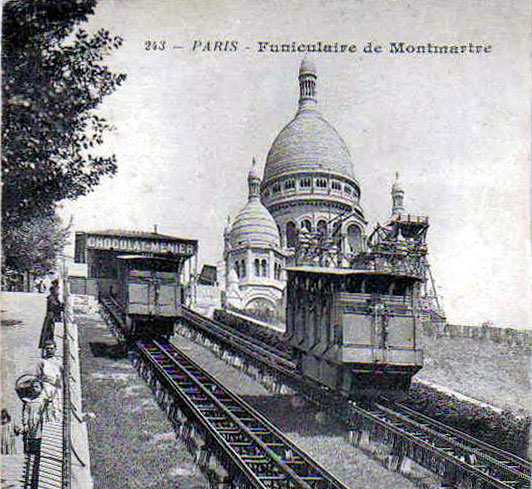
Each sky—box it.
[59,0,532,329]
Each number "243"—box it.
[145,40,167,51]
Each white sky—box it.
[60,0,532,329]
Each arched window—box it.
[284,180,295,190]
[347,224,362,253]
[317,220,327,236]
[332,222,342,252]
[235,262,240,278]
[261,259,268,277]
[274,263,281,280]
[301,219,312,232]
[254,259,260,276]
[241,259,246,277]
[286,221,297,248]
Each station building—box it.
[223,59,367,315]
[72,229,198,297]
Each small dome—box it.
[230,199,280,248]
[263,110,354,183]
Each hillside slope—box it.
[417,334,530,413]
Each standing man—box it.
[38,279,63,349]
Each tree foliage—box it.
[2,0,126,229]
[2,212,70,289]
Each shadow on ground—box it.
[242,394,345,437]
[89,341,128,359]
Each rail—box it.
[385,402,531,484]
[137,339,351,489]
[179,308,532,489]
[181,307,294,367]
[61,271,72,489]
[350,401,531,489]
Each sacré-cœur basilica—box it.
[221,59,409,318]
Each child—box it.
[20,380,45,454]
[0,409,17,454]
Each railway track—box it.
[136,338,352,489]
[377,401,531,487]
[98,298,531,488]
[351,399,532,489]
[182,307,293,362]
[181,307,296,375]
[178,307,532,489]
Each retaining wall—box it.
[424,322,532,348]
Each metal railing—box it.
[61,269,72,489]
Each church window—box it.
[316,178,327,188]
[347,225,362,253]
[254,259,260,276]
[284,179,295,190]
[317,220,327,236]
[332,222,342,252]
[301,219,312,232]
[241,260,246,277]
[261,259,268,277]
[286,221,297,248]
[235,262,240,278]
[300,178,311,188]
[272,183,281,194]
[332,180,342,191]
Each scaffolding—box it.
[292,212,446,320]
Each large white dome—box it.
[262,59,356,186]
[263,109,354,185]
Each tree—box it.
[2,0,126,229]
[2,212,70,290]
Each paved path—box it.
[1,292,46,488]
[1,293,46,424]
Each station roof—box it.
[76,229,196,242]
[75,229,198,260]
